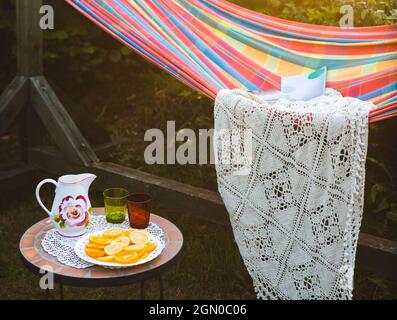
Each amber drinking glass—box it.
[127,193,152,229]
[103,188,129,224]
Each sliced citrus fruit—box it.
[129,230,150,245]
[111,236,130,247]
[85,248,105,258]
[103,227,123,238]
[145,242,157,253]
[139,252,149,260]
[89,235,111,246]
[124,244,145,254]
[115,252,140,264]
[104,242,125,256]
[86,242,106,250]
[97,255,115,263]
[122,229,135,237]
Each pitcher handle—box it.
[35,179,58,216]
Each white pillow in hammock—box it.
[281,66,327,101]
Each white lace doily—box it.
[42,215,165,269]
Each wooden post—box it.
[15,0,43,161]
[1,0,99,167]
[30,77,99,166]
[16,0,43,76]
[0,77,29,135]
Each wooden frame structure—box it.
[1,0,396,283]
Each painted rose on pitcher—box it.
[53,195,92,229]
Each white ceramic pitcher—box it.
[35,174,96,237]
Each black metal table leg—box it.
[140,281,145,300]
[159,276,164,300]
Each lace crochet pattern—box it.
[214,89,373,300]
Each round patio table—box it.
[19,208,183,300]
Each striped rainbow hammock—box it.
[66,0,397,123]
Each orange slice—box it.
[139,252,149,260]
[111,236,130,247]
[124,244,145,254]
[97,255,115,263]
[104,242,125,256]
[86,242,106,250]
[85,248,105,258]
[130,230,150,245]
[103,227,123,238]
[121,230,131,237]
[115,252,140,264]
[122,229,135,237]
[89,235,111,246]
[145,242,157,253]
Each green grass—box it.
[0,187,396,300]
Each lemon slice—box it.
[104,242,125,256]
[89,235,111,246]
[130,230,150,245]
[115,252,139,264]
[103,227,123,238]
[111,236,130,247]
[124,244,145,254]
[97,255,115,262]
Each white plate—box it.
[74,230,165,269]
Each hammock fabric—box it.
[66,0,397,123]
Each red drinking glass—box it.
[127,193,152,229]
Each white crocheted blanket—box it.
[214,89,373,300]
